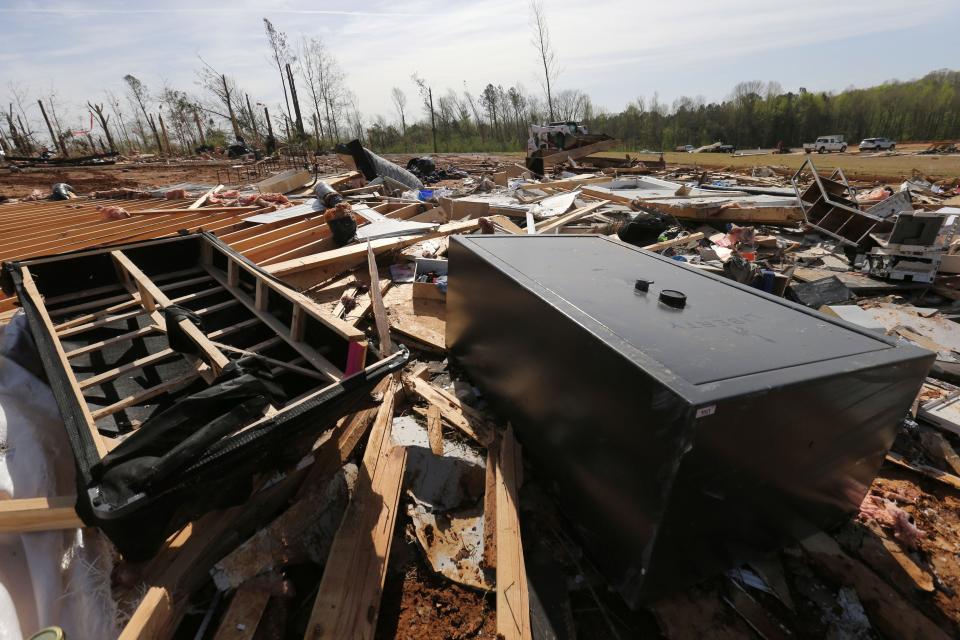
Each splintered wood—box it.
[495,425,532,640]
[304,378,407,640]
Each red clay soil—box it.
[376,547,495,640]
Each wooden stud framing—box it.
[20,267,110,457]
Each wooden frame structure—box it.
[1,233,386,537]
[0,197,429,312]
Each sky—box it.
[2,0,959,131]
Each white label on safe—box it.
[695,405,716,419]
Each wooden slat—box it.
[304,379,407,640]
[264,218,482,278]
[111,250,230,375]
[401,374,495,445]
[21,267,109,458]
[188,184,223,209]
[203,265,343,382]
[0,495,83,533]
[90,370,199,421]
[427,405,443,456]
[79,348,179,390]
[496,425,532,640]
[536,201,606,234]
[212,582,271,640]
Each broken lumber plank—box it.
[427,405,443,456]
[536,201,607,235]
[799,531,950,640]
[581,185,638,207]
[213,378,389,589]
[367,242,392,355]
[304,379,407,640]
[264,218,482,279]
[918,429,960,476]
[491,214,524,235]
[643,232,705,253]
[496,425,532,640]
[119,465,312,640]
[188,184,224,209]
[212,582,271,640]
[539,139,619,166]
[132,206,259,215]
[0,495,82,533]
[255,169,312,195]
[516,176,611,191]
[401,374,495,446]
[482,441,498,571]
[382,284,446,352]
[722,579,792,640]
[885,452,960,491]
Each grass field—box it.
[587,150,960,182]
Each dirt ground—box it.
[4,145,957,199]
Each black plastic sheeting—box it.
[336,139,423,191]
[446,234,934,605]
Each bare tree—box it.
[263,18,294,127]
[87,101,116,151]
[391,87,408,137]
[285,62,305,137]
[196,57,244,140]
[7,82,38,150]
[300,37,346,145]
[37,99,66,155]
[345,90,364,142]
[105,90,133,152]
[412,73,437,153]
[123,75,164,151]
[529,0,558,121]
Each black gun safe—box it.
[446,235,933,605]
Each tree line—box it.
[2,8,959,158]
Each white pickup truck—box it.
[803,135,847,154]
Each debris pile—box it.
[1,143,960,640]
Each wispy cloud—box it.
[3,0,957,130]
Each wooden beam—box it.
[203,265,343,382]
[188,184,224,209]
[536,201,607,235]
[0,495,82,533]
[212,582,271,640]
[264,218,482,279]
[642,232,706,253]
[427,405,443,456]
[21,267,110,458]
[885,452,960,491]
[496,425,532,640]
[538,138,619,165]
[402,374,495,445]
[132,205,259,216]
[111,250,230,375]
[90,370,199,421]
[490,215,524,235]
[304,379,407,640]
[367,242,392,355]
[800,531,950,640]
